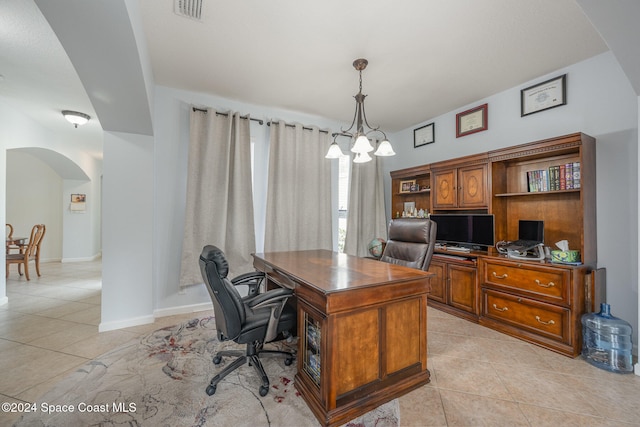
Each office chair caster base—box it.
[259,385,269,396]
[213,355,222,364]
[284,356,294,366]
[206,385,217,396]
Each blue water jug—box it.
[581,303,633,373]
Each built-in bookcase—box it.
[489,133,596,266]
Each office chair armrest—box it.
[247,287,294,342]
[232,271,265,298]
[246,287,292,310]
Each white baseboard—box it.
[98,304,212,332]
[99,314,155,332]
[153,302,213,318]
[0,296,8,306]
[62,253,102,263]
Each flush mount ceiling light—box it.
[325,58,395,163]
[62,110,91,128]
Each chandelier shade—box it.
[324,140,344,159]
[326,58,395,163]
[374,139,395,156]
[351,134,374,153]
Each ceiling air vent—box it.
[174,0,203,21]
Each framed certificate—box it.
[521,74,566,116]
[414,123,435,147]
[456,103,488,138]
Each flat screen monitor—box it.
[519,220,544,242]
[430,214,495,249]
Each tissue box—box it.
[551,250,580,263]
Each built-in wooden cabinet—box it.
[427,256,478,321]
[390,164,431,218]
[432,154,489,211]
[478,257,589,357]
[488,133,596,265]
[389,132,599,357]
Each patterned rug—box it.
[13,317,399,427]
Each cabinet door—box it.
[433,169,457,209]
[459,164,488,208]
[448,264,477,314]
[427,261,446,303]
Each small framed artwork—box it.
[70,193,86,212]
[399,179,416,194]
[404,201,415,214]
[414,123,435,147]
[521,74,567,116]
[456,103,488,138]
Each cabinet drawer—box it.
[482,260,569,304]
[482,289,569,343]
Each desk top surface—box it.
[252,249,432,293]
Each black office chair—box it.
[380,218,437,271]
[199,245,296,397]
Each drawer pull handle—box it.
[492,272,508,279]
[535,316,555,325]
[492,303,508,312]
[535,279,555,288]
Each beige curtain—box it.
[264,122,332,252]
[179,108,255,287]
[344,153,388,257]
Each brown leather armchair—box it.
[379,218,437,271]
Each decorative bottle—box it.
[581,303,633,373]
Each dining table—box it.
[6,236,27,253]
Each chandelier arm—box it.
[340,98,360,135]
[358,100,381,134]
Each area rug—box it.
[13,316,399,427]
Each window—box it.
[337,154,350,252]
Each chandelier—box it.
[325,58,395,163]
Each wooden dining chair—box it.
[6,224,46,280]
[5,224,14,254]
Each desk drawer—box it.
[482,260,569,304]
[482,289,569,343]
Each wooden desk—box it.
[252,250,433,427]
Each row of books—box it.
[527,162,580,192]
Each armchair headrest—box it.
[388,218,434,243]
[200,245,229,279]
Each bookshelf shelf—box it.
[393,189,431,197]
[494,189,580,197]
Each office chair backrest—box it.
[380,218,437,270]
[199,245,246,341]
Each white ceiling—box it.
[0,0,622,153]
[138,0,609,132]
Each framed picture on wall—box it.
[414,123,435,147]
[70,194,86,212]
[521,74,567,116]
[456,103,488,137]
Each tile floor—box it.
[1,260,639,426]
